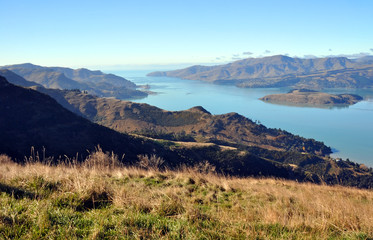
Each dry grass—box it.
[0,151,372,239]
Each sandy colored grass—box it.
[0,153,372,239]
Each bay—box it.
[112,70,373,167]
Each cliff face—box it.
[148,55,373,89]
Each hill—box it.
[0,69,43,88]
[0,75,159,161]
[0,75,325,182]
[30,85,332,156]
[0,64,147,99]
[1,75,373,188]
[1,71,331,156]
[148,55,373,89]
[260,89,363,107]
[0,156,372,239]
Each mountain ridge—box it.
[148,55,373,89]
[0,69,43,87]
[0,64,146,99]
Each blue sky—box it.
[1,0,373,69]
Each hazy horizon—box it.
[3,53,373,72]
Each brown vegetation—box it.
[0,151,372,239]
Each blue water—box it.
[112,70,373,167]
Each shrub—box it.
[157,199,185,217]
[0,154,14,164]
[137,154,165,171]
[83,145,122,170]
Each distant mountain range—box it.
[0,63,147,99]
[148,55,373,89]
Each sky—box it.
[1,0,373,70]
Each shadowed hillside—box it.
[0,69,43,88]
[0,75,157,161]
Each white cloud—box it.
[242,51,253,55]
[325,52,371,59]
[231,57,243,60]
[303,55,317,59]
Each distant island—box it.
[147,55,373,89]
[259,89,363,107]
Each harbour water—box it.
[112,70,373,167]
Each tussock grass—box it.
[0,151,372,239]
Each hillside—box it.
[30,85,332,156]
[260,89,363,107]
[0,71,331,156]
[0,75,160,161]
[0,75,328,183]
[0,69,43,88]
[0,155,372,239]
[148,55,373,89]
[0,64,147,99]
[1,75,373,188]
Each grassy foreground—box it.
[0,151,372,240]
